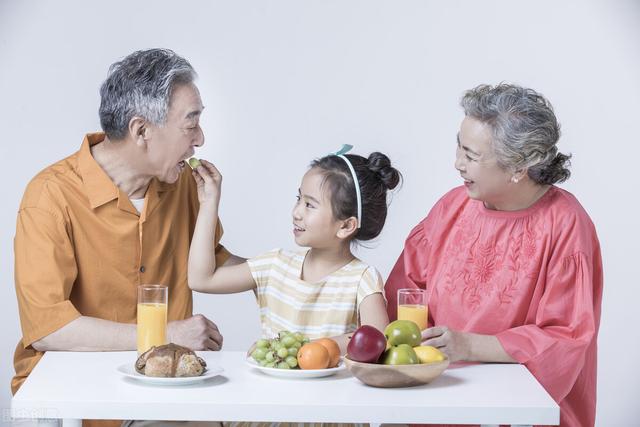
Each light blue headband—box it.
[331,144,362,229]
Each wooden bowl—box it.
[343,356,449,388]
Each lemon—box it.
[413,345,445,363]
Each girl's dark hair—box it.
[311,152,402,242]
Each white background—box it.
[0,0,638,425]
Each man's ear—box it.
[128,117,148,147]
[336,217,358,240]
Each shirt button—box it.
[139,266,146,273]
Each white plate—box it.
[116,356,224,386]
[246,357,345,378]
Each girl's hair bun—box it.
[367,152,401,190]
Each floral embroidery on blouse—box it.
[442,206,544,310]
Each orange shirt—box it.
[13,133,229,422]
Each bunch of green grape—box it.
[250,330,310,369]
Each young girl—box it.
[187,147,401,352]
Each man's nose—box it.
[193,127,204,147]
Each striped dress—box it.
[248,248,384,340]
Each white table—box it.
[11,351,558,426]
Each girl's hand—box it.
[421,326,471,362]
[191,159,222,208]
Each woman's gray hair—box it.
[460,83,571,185]
[99,48,197,140]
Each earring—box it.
[511,177,519,183]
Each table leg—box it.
[62,419,82,427]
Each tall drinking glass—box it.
[137,284,168,354]
[397,288,428,330]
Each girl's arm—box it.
[330,293,389,354]
[188,160,256,294]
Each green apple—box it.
[384,320,421,347]
[381,344,419,365]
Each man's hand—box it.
[421,326,471,362]
[168,314,223,351]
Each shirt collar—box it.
[77,132,177,211]
[78,133,119,209]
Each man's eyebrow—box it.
[185,106,204,120]
[457,133,480,156]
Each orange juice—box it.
[137,302,167,354]
[398,304,428,330]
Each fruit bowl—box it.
[343,356,449,388]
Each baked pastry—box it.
[135,343,207,377]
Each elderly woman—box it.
[385,84,602,427]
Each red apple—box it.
[347,325,387,363]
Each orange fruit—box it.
[297,342,330,370]
[315,338,341,368]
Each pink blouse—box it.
[385,186,602,427]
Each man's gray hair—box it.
[460,83,571,185]
[99,48,197,140]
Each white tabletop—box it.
[12,351,559,425]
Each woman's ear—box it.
[336,217,358,240]
[510,168,528,184]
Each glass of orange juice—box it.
[397,288,428,330]
[137,284,168,354]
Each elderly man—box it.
[12,49,241,427]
